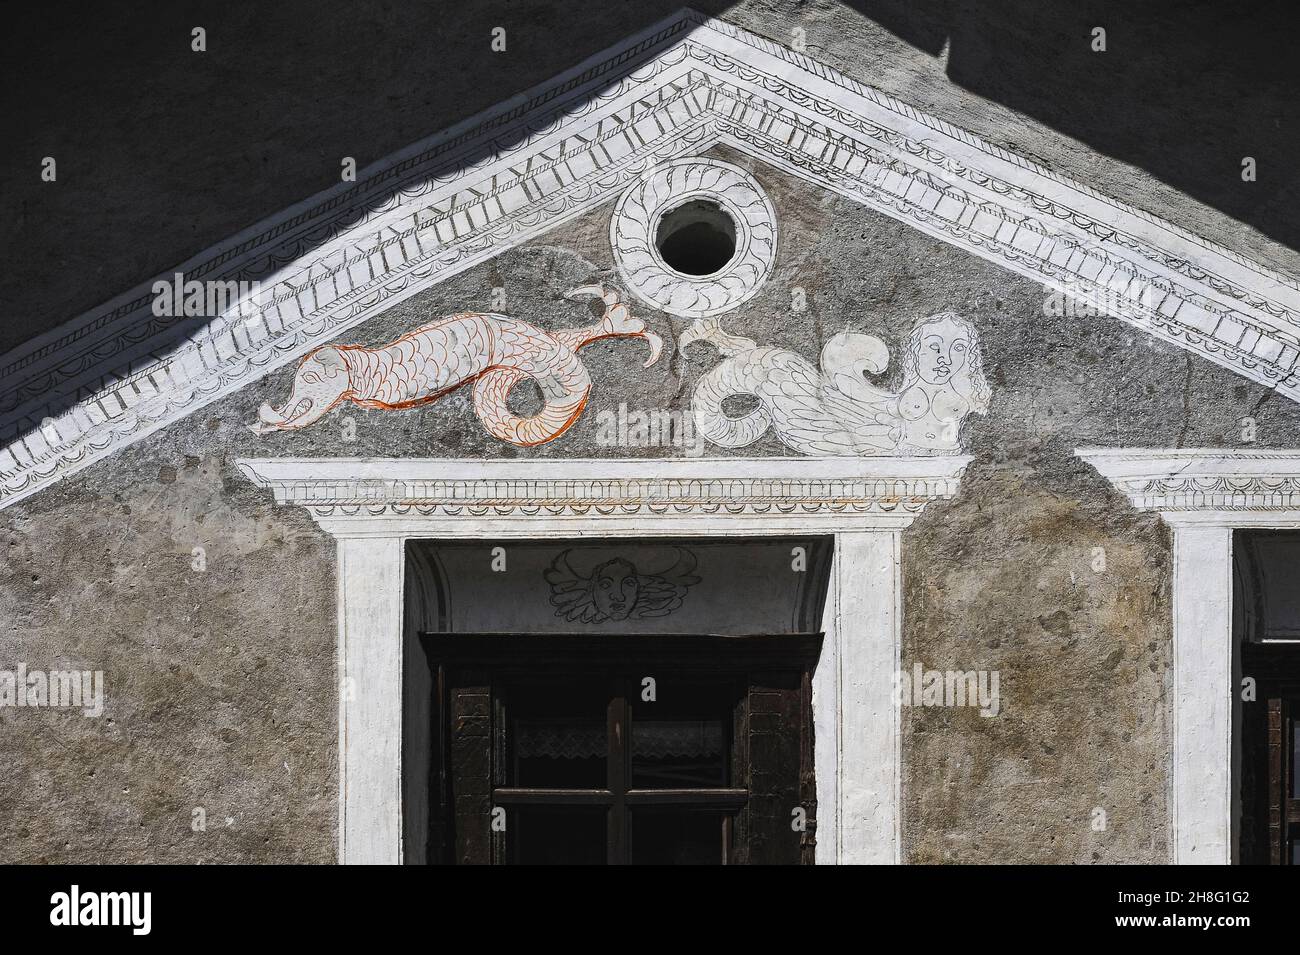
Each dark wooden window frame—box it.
[1239,643,1300,864]
[423,632,821,865]
[1234,532,1300,864]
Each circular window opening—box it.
[655,200,737,276]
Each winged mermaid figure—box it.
[679,311,989,456]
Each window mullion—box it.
[607,677,628,865]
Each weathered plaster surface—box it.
[0,451,335,862]
[5,149,1300,863]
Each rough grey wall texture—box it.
[0,453,335,863]
[5,153,1300,860]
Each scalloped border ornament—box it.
[610,158,777,318]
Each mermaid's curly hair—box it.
[898,311,990,415]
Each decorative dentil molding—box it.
[235,455,971,531]
[1078,447,1300,522]
[5,9,1300,510]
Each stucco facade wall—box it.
[4,150,1299,863]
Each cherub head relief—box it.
[895,311,990,452]
[545,548,701,623]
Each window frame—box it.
[1079,447,1300,864]
[1237,640,1300,864]
[424,632,822,865]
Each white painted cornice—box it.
[5,8,1300,510]
[258,454,932,863]
[236,454,970,535]
[1076,444,1300,863]
[1077,447,1300,524]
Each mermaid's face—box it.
[591,559,639,620]
[914,318,970,386]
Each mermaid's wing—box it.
[756,353,852,455]
[828,369,896,408]
[757,352,898,455]
[817,381,899,454]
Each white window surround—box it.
[236,454,971,865]
[1077,446,1300,865]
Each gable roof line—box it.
[697,13,1300,300]
[0,13,695,384]
[2,8,1298,510]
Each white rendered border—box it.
[1078,447,1300,864]
[239,454,971,864]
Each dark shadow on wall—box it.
[3,0,1297,358]
[2,0,740,355]
[847,0,1298,250]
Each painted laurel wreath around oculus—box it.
[611,158,777,318]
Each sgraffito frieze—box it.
[681,311,988,456]
[5,11,1300,507]
[251,286,660,447]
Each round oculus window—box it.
[610,159,776,318]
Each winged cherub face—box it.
[591,558,640,620]
[915,317,970,386]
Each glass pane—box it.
[508,681,607,788]
[631,809,725,865]
[509,808,606,865]
[631,680,732,788]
